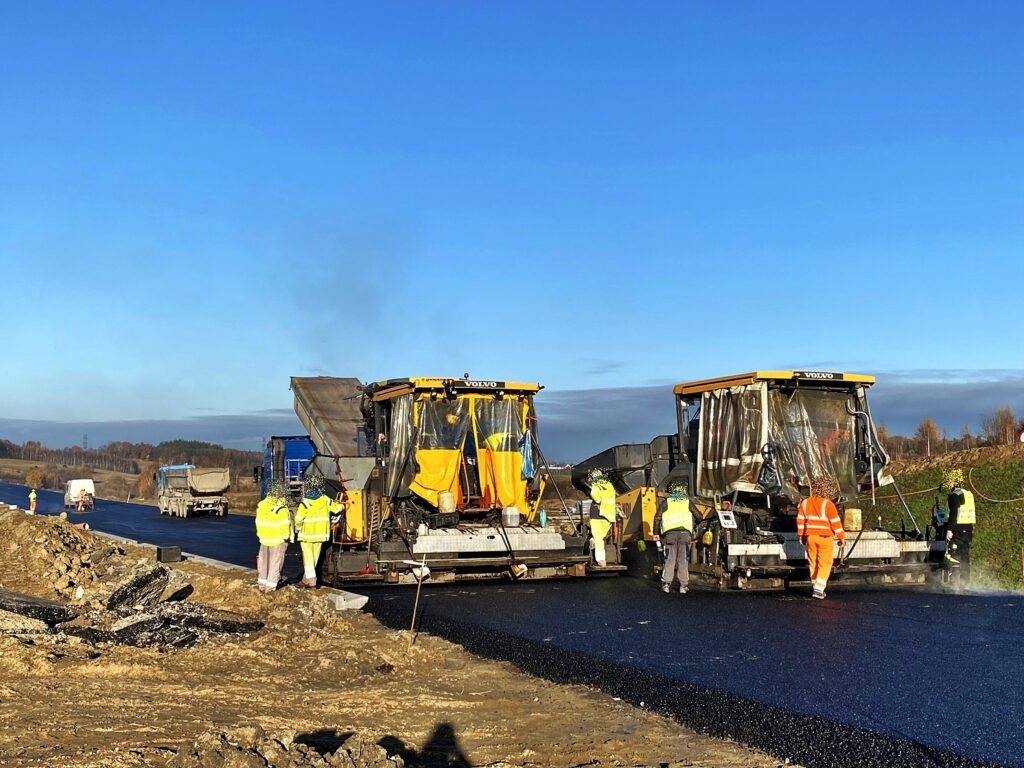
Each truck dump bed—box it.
[291,377,369,457]
[187,467,231,495]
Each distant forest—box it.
[0,438,261,479]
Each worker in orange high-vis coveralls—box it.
[797,476,846,600]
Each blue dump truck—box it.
[255,435,316,500]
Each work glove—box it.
[838,539,845,549]
[653,535,660,542]
[946,530,953,541]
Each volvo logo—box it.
[797,371,838,380]
[461,380,501,388]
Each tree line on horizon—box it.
[879,405,1023,459]
[0,438,261,481]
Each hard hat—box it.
[701,530,714,546]
[810,476,839,499]
[942,468,964,490]
[587,468,607,483]
[302,474,325,499]
[268,480,289,500]
[668,481,688,496]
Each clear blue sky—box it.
[2,2,1022,455]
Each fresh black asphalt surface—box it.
[3,481,1019,767]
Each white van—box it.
[64,479,96,511]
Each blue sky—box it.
[2,2,1023,459]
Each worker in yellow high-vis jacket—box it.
[587,469,617,566]
[295,475,342,587]
[255,481,292,593]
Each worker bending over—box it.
[944,468,976,586]
[797,476,846,600]
[653,481,699,593]
[587,469,617,566]
[295,475,342,588]
[255,482,292,593]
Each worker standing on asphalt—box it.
[797,476,846,599]
[255,481,292,593]
[294,475,339,588]
[944,468,975,586]
[653,481,698,593]
[587,469,617,566]
[28,488,37,515]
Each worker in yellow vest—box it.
[28,488,37,515]
[295,475,342,588]
[587,469,617,566]
[944,468,976,585]
[255,481,292,593]
[653,482,699,593]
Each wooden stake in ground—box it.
[406,556,428,646]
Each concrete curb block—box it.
[325,592,369,611]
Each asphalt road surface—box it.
[2,481,1019,767]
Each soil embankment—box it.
[0,507,783,768]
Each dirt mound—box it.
[0,509,262,651]
[0,507,154,604]
[168,727,403,768]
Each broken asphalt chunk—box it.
[104,567,169,611]
[0,608,52,635]
[63,626,118,645]
[0,589,76,625]
[111,613,167,641]
[159,603,263,634]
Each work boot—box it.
[812,589,825,600]
[661,582,670,593]
[679,586,688,594]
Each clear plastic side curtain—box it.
[697,383,767,497]
[407,398,471,507]
[767,389,858,498]
[474,398,528,512]
[473,399,523,450]
[416,398,470,450]
[385,394,415,498]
